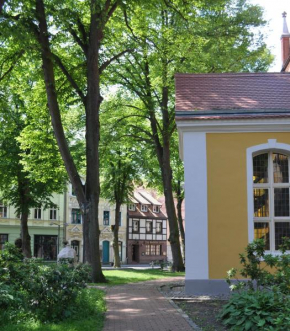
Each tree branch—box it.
[52,53,86,105]
[104,0,118,25]
[68,26,88,58]
[0,50,25,82]
[99,49,132,74]
[127,124,154,139]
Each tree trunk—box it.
[176,184,185,261]
[162,144,184,271]
[20,210,31,258]
[35,0,90,264]
[113,202,121,268]
[85,7,105,283]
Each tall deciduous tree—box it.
[100,99,142,267]
[0,74,66,257]
[108,0,273,271]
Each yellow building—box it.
[175,72,290,294]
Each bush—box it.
[220,290,290,330]
[0,243,92,323]
[220,238,290,330]
[226,238,290,293]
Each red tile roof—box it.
[175,73,290,118]
[128,206,167,220]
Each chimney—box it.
[281,12,290,67]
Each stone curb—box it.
[158,286,202,331]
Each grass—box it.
[94,268,185,286]
[1,288,106,331]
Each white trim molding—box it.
[247,140,290,244]
[184,132,209,280]
[177,118,290,160]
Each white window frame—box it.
[247,139,290,253]
[49,208,57,220]
[34,208,42,220]
[128,204,136,211]
[141,204,147,212]
[153,205,160,213]
[0,201,7,218]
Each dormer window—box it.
[153,205,160,213]
[129,204,136,211]
[141,205,147,212]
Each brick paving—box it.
[103,277,194,331]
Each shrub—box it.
[226,238,290,293]
[220,238,290,330]
[0,244,92,323]
[26,263,92,321]
[219,290,289,330]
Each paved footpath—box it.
[102,277,194,331]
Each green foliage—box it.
[226,238,290,293]
[219,290,290,331]
[2,288,106,331]
[0,244,92,324]
[220,239,290,330]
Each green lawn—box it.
[95,268,185,286]
[1,289,106,331]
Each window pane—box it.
[72,208,82,224]
[254,189,269,217]
[275,222,290,250]
[146,221,152,233]
[274,188,290,217]
[150,245,156,255]
[156,245,161,255]
[103,211,110,225]
[273,153,289,183]
[254,222,270,250]
[156,222,162,234]
[145,245,150,255]
[133,220,139,233]
[34,235,57,260]
[253,154,268,183]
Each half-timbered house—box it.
[127,190,167,264]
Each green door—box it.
[102,241,109,263]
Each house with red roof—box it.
[175,15,290,295]
[127,190,168,264]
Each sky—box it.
[249,0,290,71]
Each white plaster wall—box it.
[183,132,209,280]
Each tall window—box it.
[103,211,110,225]
[156,222,162,234]
[132,220,139,233]
[72,208,82,224]
[0,234,8,250]
[146,221,152,233]
[50,208,57,220]
[0,201,7,218]
[253,152,290,251]
[34,208,41,219]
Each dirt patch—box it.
[174,299,228,331]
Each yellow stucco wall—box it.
[207,132,290,279]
